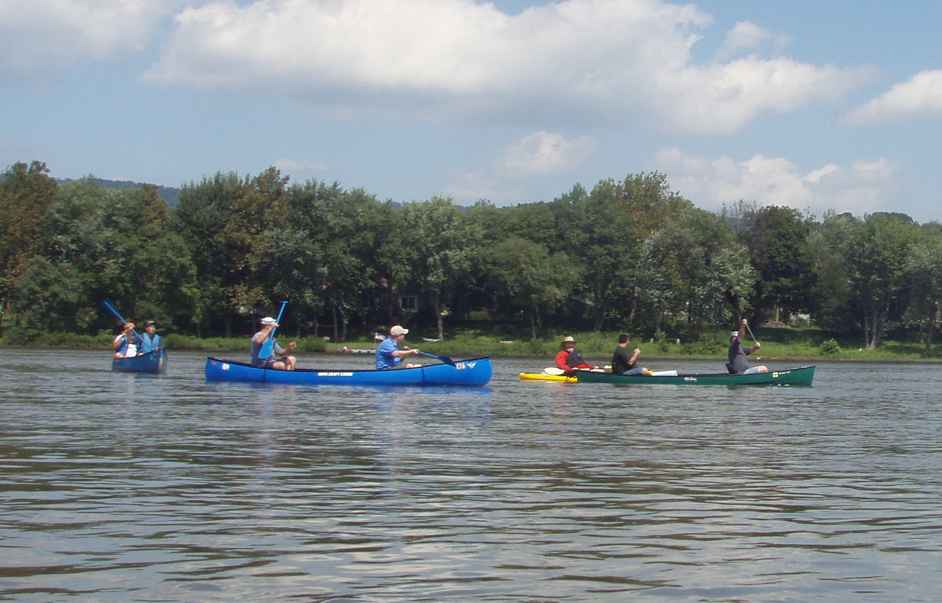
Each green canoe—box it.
[575,365,815,386]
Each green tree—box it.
[484,237,579,339]
[848,213,919,348]
[907,230,942,353]
[551,181,639,331]
[738,205,815,323]
[383,197,481,339]
[807,212,858,334]
[0,161,57,330]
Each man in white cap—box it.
[375,324,421,370]
[251,316,296,370]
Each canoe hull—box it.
[518,372,577,383]
[205,356,492,387]
[112,348,167,374]
[576,365,815,386]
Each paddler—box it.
[555,336,595,373]
[727,318,768,374]
[375,325,421,370]
[138,320,161,354]
[611,333,653,375]
[251,316,296,370]
[112,321,140,359]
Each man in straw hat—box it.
[555,335,594,373]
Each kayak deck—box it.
[518,372,577,383]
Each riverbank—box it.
[2,329,941,363]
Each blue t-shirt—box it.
[139,333,161,354]
[375,337,401,370]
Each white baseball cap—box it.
[390,325,409,336]
[261,316,278,326]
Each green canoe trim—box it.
[574,365,816,386]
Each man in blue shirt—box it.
[375,325,421,369]
[139,320,161,354]
[251,316,296,370]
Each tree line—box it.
[2,160,941,351]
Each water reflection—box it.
[1,350,941,601]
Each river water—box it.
[1,349,940,602]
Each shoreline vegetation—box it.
[3,328,941,363]
[4,163,942,367]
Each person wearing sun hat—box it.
[375,324,421,370]
[554,335,593,373]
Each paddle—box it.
[419,351,456,366]
[743,319,760,345]
[102,299,139,338]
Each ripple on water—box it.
[1,351,941,601]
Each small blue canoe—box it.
[205,356,492,387]
[112,348,167,374]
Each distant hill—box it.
[57,177,181,207]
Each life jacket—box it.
[139,333,161,354]
[251,332,276,365]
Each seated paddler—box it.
[138,320,161,354]
[555,336,595,373]
[375,325,421,369]
[611,333,653,376]
[113,321,141,359]
[727,318,768,375]
[251,316,296,370]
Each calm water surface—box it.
[1,349,941,602]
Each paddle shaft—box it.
[270,300,288,340]
[744,320,759,345]
[103,299,140,339]
[419,350,455,365]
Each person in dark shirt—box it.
[727,318,768,374]
[611,333,651,375]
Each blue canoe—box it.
[112,348,167,374]
[205,356,492,387]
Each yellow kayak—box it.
[518,372,577,383]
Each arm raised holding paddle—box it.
[250,300,296,370]
[726,318,769,375]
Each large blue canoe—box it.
[112,348,167,374]
[205,356,492,387]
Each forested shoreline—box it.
[2,160,941,355]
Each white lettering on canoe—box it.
[455,361,476,370]
[317,372,354,377]
[684,377,697,382]
[772,372,780,378]
[222,363,230,371]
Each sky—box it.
[3,0,942,221]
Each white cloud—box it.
[501,131,596,175]
[445,169,521,203]
[273,158,329,177]
[715,21,788,61]
[0,0,176,76]
[147,0,867,134]
[445,130,591,202]
[846,70,942,124]
[655,148,896,213]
